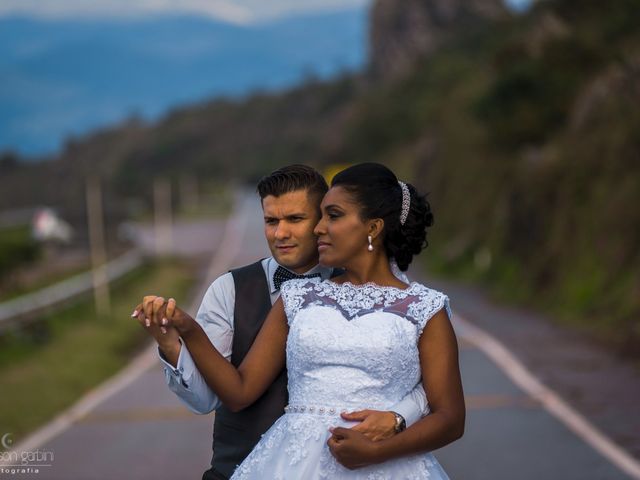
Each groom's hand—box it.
[341,410,397,441]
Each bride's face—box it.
[314,186,371,267]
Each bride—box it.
[141,163,464,478]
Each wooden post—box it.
[179,174,198,214]
[154,178,173,256]
[86,175,111,317]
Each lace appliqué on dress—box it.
[281,278,451,335]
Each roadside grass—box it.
[0,258,195,445]
[0,225,41,296]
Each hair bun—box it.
[331,163,433,271]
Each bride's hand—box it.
[327,427,380,469]
[133,295,195,335]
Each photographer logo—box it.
[1,433,54,476]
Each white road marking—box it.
[454,314,640,479]
[0,344,158,459]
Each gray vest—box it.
[210,260,288,478]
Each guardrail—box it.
[0,249,144,330]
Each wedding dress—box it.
[231,277,452,479]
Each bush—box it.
[0,226,40,282]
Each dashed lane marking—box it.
[465,394,541,410]
[77,406,208,424]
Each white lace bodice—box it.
[280,278,451,410]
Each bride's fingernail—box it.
[162,318,168,326]
[161,327,167,334]
[145,318,150,327]
[131,310,138,317]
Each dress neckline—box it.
[325,279,417,292]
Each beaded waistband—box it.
[284,404,345,416]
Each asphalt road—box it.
[3,192,638,480]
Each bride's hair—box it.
[331,163,434,271]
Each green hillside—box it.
[1,0,638,353]
[335,0,640,353]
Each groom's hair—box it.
[257,164,328,207]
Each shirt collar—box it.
[267,257,332,294]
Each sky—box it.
[0,0,531,25]
[0,0,372,25]
[505,0,531,12]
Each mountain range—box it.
[0,9,367,157]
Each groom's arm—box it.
[158,274,235,414]
[341,383,428,441]
[390,382,429,427]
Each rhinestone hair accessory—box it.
[398,181,410,225]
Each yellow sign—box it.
[323,164,352,184]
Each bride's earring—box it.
[367,235,374,252]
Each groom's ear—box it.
[368,219,384,240]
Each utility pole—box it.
[154,178,173,256]
[86,175,111,317]
[179,174,198,214]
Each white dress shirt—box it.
[160,257,429,425]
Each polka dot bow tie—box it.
[273,266,321,290]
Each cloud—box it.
[0,0,254,24]
[232,0,370,21]
[0,0,370,24]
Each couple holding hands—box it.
[133,163,464,479]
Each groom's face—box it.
[262,189,321,274]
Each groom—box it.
[136,164,428,480]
